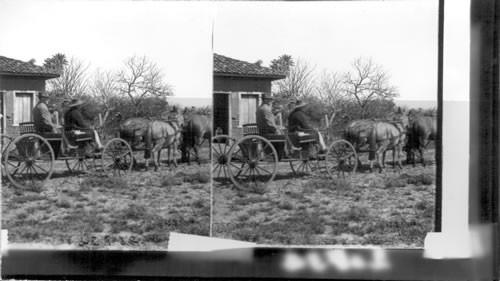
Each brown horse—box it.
[406,115,437,166]
[181,115,211,165]
[144,120,182,171]
[119,117,151,150]
[344,113,409,172]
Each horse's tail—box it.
[144,122,153,159]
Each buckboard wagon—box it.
[1,122,133,189]
[212,123,357,190]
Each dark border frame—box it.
[2,0,498,280]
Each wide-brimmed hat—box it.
[261,93,274,100]
[67,98,85,107]
[292,100,308,110]
[38,92,50,99]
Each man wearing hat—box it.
[256,93,281,134]
[33,92,61,133]
[256,93,300,156]
[64,98,103,150]
[288,100,327,152]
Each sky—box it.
[213,0,439,104]
[0,0,214,106]
[0,0,445,107]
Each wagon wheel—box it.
[101,138,133,178]
[325,139,357,180]
[65,146,95,174]
[1,134,14,175]
[289,142,320,176]
[227,135,278,191]
[212,134,236,180]
[4,133,54,189]
[1,134,14,157]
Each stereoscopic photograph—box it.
[212,1,438,247]
[0,1,212,250]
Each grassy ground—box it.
[212,149,436,247]
[2,147,211,250]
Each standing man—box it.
[33,92,61,133]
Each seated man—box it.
[64,98,103,151]
[256,94,300,157]
[288,100,327,153]
[32,92,62,133]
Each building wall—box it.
[214,76,273,93]
[214,75,279,139]
[0,76,47,91]
[0,75,48,135]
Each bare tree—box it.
[317,70,345,110]
[89,69,119,123]
[271,56,316,101]
[343,57,398,118]
[117,55,173,115]
[46,56,89,98]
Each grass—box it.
[11,194,46,204]
[80,176,129,190]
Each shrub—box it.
[56,199,72,209]
[11,194,45,204]
[80,176,128,190]
[161,176,184,187]
[144,232,169,243]
[385,178,407,188]
[123,204,148,220]
[233,196,266,206]
[279,201,294,210]
[192,199,207,209]
[342,206,370,222]
[237,214,250,222]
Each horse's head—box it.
[391,114,409,133]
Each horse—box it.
[344,112,409,173]
[119,117,151,150]
[180,114,211,165]
[143,119,182,171]
[406,115,437,166]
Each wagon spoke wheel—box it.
[212,135,236,180]
[289,143,320,176]
[1,134,14,176]
[65,146,95,174]
[101,138,133,178]
[325,139,357,180]
[4,134,54,189]
[228,135,278,192]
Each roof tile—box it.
[214,53,285,79]
[0,55,60,78]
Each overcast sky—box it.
[0,0,214,103]
[1,0,442,105]
[213,0,439,103]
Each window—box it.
[239,94,258,125]
[14,92,34,125]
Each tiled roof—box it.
[214,53,286,79]
[0,56,60,78]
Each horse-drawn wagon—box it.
[212,108,416,190]
[212,123,358,190]
[1,122,133,189]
